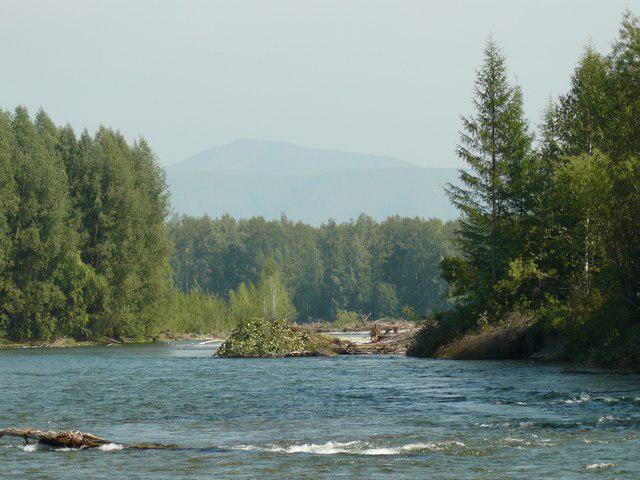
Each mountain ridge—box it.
[165,140,459,224]
[167,139,416,176]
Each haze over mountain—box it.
[165,139,459,224]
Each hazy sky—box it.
[2,0,638,167]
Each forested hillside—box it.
[168,214,457,321]
[412,12,640,368]
[0,108,171,341]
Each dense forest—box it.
[0,108,171,341]
[0,108,455,342]
[412,12,640,367]
[167,214,456,321]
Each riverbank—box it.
[3,319,635,373]
[0,332,223,350]
[0,336,100,349]
[407,313,640,373]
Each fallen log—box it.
[0,428,110,449]
[0,427,176,450]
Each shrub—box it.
[216,317,334,358]
[333,310,362,330]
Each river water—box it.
[1,341,639,479]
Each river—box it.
[1,341,639,479]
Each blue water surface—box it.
[1,341,639,479]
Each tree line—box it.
[437,12,640,365]
[167,214,456,322]
[0,108,171,341]
[0,106,456,342]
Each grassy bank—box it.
[430,313,542,360]
[0,337,98,350]
[407,310,640,372]
[0,331,224,350]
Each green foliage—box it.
[491,258,550,315]
[255,260,298,321]
[216,317,333,358]
[333,310,361,330]
[430,13,640,368]
[440,256,479,303]
[0,107,172,341]
[446,38,534,293]
[371,282,398,317]
[227,264,297,323]
[167,213,456,321]
[153,265,297,337]
[152,287,232,336]
[401,306,416,322]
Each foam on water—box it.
[17,443,123,453]
[564,393,591,404]
[585,462,616,470]
[98,443,124,451]
[598,415,623,423]
[233,440,465,456]
[195,340,221,348]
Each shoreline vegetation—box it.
[409,11,640,372]
[0,332,223,350]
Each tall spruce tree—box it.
[446,38,532,301]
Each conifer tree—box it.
[446,38,532,298]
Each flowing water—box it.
[1,341,639,479]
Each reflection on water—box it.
[1,341,639,479]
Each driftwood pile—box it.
[334,324,418,355]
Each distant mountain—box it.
[169,139,414,175]
[165,139,459,224]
